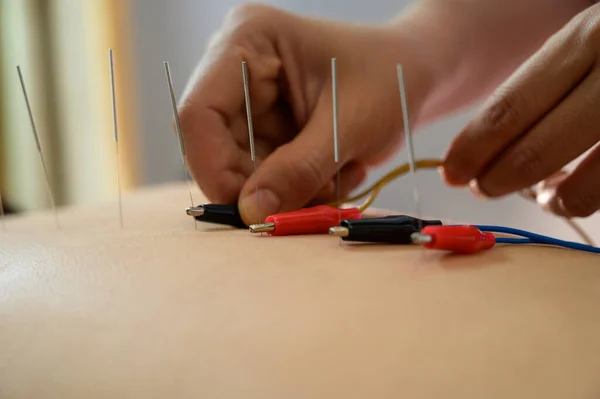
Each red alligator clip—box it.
[250,205,361,236]
[413,225,496,254]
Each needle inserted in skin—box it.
[242,61,262,225]
[331,58,341,223]
[17,65,60,229]
[0,191,5,230]
[397,64,422,231]
[164,61,197,229]
[108,49,123,228]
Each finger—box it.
[475,69,600,196]
[234,148,367,208]
[536,186,568,216]
[194,104,296,204]
[526,170,569,215]
[177,27,281,203]
[229,99,297,159]
[442,23,595,186]
[237,101,346,225]
[181,107,245,204]
[311,161,368,204]
[553,145,600,217]
[538,170,570,192]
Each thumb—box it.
[238,110,340,225]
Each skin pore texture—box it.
[1,183,599,398]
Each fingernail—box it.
[469,180,489,199]
[536,188,555,210]
[540,171,569,190]
[556,196,572,217]
[240,189,281,223]
[536,188,569,216]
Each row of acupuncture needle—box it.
[8,55,597,256]
[188,57,423,238]
[7,51,197,231]
[10,52,126,230]
[6,52,423,238]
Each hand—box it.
[442,4,600,218]
[178,3,433,225]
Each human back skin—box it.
[1,182,599,398]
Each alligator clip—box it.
[329,215,442,244]
[186,204,246,228]
[249,205,361,236]
[411,225,496,254]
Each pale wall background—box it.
[128,0,599,242]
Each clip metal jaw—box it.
[185,204,246,228]
[249,222,275,233]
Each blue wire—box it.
[473,225,600,254]
[494,237,532,244]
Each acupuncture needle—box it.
[17,65,60,230]
[331,58,341,224]
[108,49,123,228]
[0,191,5,230]
[241,61,262,226]
[396,64,422,231]
[164,61,197,229]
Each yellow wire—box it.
[357,185,382,212]
[327,158,594,246]
[327,159,442,211]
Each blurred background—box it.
[1,0,598,242]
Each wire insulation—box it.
[494,237,532,244]
[327,158,594,247]
[328,159,442,211]
[475,225,600,254]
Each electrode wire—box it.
[324,158,593,246]
[473,225,600,254]
[327,159,442,211]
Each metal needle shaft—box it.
[397,64,422,230]
[17,65,60,229]
[164,61,197,229]
[331,58,341,223]
[0,191,5,230]
[242,61,262,225]
[108,49,124,228]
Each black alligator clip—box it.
[186,204,247,228]
[329,215,442,244]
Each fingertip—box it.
[239,188,281,225]
[468,180,490,199]
[442,121,498,187]
[440,144,473,186]
[439,164,469,187]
